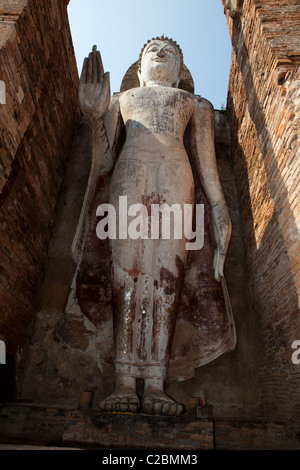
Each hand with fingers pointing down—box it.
[79,45,111,125]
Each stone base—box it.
[0,403,299,450]
[64,411,213,450]
[0,403,213,450]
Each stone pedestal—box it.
[1,403,299,450]
[0,403,213,450]
[63,411,214,450]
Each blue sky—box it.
[67,0,232,109]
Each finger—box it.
[213,248,219,271]
[103,72,111,98]
[92,45,97,84]
[214,266,220,283]
[214,249,220,282]
[215,252,225,282]
[96,50,104,84]
[219,253,226,278]
[87,52,93,83]
[80,57,88,84]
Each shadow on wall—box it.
[227,13,300,418]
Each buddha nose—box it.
[157,49,166,57]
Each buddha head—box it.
[138,36,183,88]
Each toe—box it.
[104,400,112,411]
[119,400,128,412]
[169,403,177,416]
[129,398,139,413]
[153,401,162,415]
[142,397,153,414]
[176,404,183,416]
[162,402,170,415]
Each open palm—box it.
[79,45,110,123]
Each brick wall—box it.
[223,0,300,418]
[0,0,80,369]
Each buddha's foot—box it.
[99,388,140,413]
[141,388,183,416]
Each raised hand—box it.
[79,45,111,124]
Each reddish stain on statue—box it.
[75,175,235,380]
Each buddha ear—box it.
[138,68,145,87]
[174,71,181,89]
[173,61,182,88]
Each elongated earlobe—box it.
[174,72,181,88]
[138,68,145,87]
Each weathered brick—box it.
[223,0,300,419]
[0,0,80,358]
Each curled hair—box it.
[138,35,184,72]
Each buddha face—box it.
[139,40,181,87]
